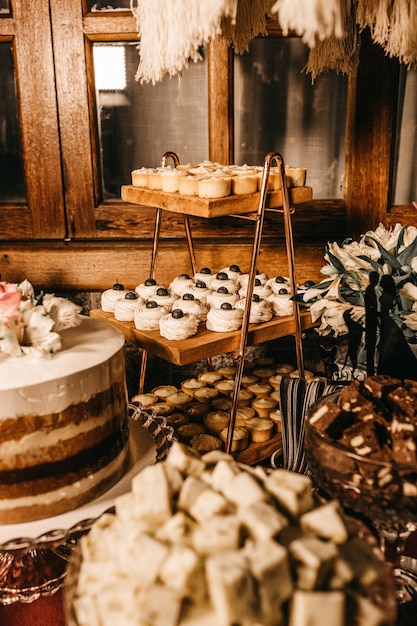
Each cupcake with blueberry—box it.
[235,293,273,324]
[184,280,211,304]
[193,267,215,288]
[267,286,294,316]
[152,286,176,308]
[114,290,142,322]
[159,308,199,340]
[266,275,291,295]
[206,302,244,332]
[238,277,272,300]
[172,293,208,322]
[169,273,195,298]
[218,264,242,282]
[209,271,239,294]
[101,282,128,312]
[238,270,268,289]
[207,286,239,310]
[135,277,162,300]
[134,300,168,331]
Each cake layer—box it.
[0,380,127,471]
[0,317,126,419]
[0,441,131,524]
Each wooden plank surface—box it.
[121,186,313,218]
[235,431,282,466]
[90,309,315,366]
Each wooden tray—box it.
[90,309,315,366]
[235,431,282,466]
[121,185,313,218]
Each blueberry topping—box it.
[304,280,315,288]
[182,293,195,300]
[253,294,261,302]
[275,276,286,284]
[156,287,169,296]
[230,264,241,273]
[216,272,228,280]
[125,291,137,300]
[172,309,184,319]
[221,302,233,310]
[146,300,158,309]
[112,283,125,291]
[217,286,229,294]
[255,278,261,286]
[144,278,157,286]
[200,267,211,275]
[278,288,289,295]
[179,273,190,280]
[195,281,207,289]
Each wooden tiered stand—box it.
[91,151,314,456]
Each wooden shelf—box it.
[121,185,313,219]
[90,308,315,366]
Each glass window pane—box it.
[89,1,131,11]
[234,38,348,199]
[0,42,26,203]
[93,43,208,199]
[0,0,10,15]
[393,67,417,206]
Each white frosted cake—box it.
[0,315,130,523]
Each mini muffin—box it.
[254,356,276,367]
[166,412,189,427]
[177,422,206,441]
[150,402,174,417]
[289,369,315,380]
[130,393,158,409]
[275,363,296,375]
[194,386,219,404]
[251,396,278,418]
[234,406,256,427]
[269,374,283,391]
[166,391,193,410]
[247,382,273,399]
[245,417,275,443]
[211,396,232,411]
[214,379,235,396]
[253,367,276,382]
[198,371,223,386]
[204,410,230,435]
[152,385,177,400]
[184,401,210,422]
[268,409,282,431]
[270,390,280,404]
[236,387,254,407]
[216,366,237,379]
[219,426,249,452]
[190,433,222,454]
[240,374,259,388]
[181,378,206,398]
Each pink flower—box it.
[0,282,22,320]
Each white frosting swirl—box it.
[267,276,291,295]
[101,286,128,312]
[169,276,195,298]
[135,282,161,300]
[184,283,211,304]
[172,297,208,322]
[218,266,242,281]
[235,298,273,323]
[239,272,268,288]
[267,292,294,316]
[238,282,272,300]
[159,311,199,340]
[206,290,239,309]
[114,295,141,322]
[206,306,243,332]
[134,303,168,330]
[210,276,238,293]
[193,271,215,288]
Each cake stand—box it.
[0,406,175,604]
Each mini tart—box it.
[234,406,256,427]
[236,388,254,407]
[166,391,193,409]
[240,374,259,388]
[268,409,282,430]
[219,426,249,452]
[190,433,222,454]
[178,175,200,196]
[247,382,273,398]
[177,422,206,441]
[130,393,159,409]
[211,396,232,411]
[289,369,315,380]
[184,402,210,421]
[255,356,276,367]
[204,410,230,435]
[231,173,258,195]
[214,379,235,396]
[146,169,162,190]
[216,366,237,379]
[152,385,178,400]
[269,374,283,391]
[194,386,219,404]
[251,397,278,418]
[275,363,296,375]
[131,167,149,187]
[198,176,231,199]
[245,417,275,442]
[252,367,276,382]
[270,390,281,403]
[198,371,223,386]
[150,402,174,417]
[181,378,206,398]
[165,412,189,427]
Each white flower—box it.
[363,223,403,253]
[399,282,417,302]
[325,241,375,272]
[23,305,55,347]
[404,312,417,331]
[42,294,82,332]
[0,318,23,357]
[399,225,417,252]
[310,299,363,337]
[18,279,35,299]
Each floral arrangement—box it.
[0,280,82,357]
[296,222,417,342]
